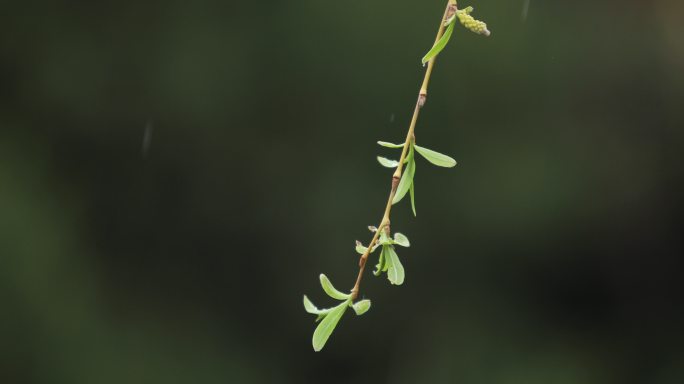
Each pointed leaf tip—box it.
[303,295,317,313]
[410,182,417,216]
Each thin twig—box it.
[350,0,457,300]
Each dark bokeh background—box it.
[1,0,683,383]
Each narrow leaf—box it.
[421,20,455,65]
[386,247,405,285]
[377,141,404,148]
[319,274,351,300]
[355,241,367,255]
[414,145,457,167]
[352,299,371,316]
[377,156,399,168]
[410,181,417,216]
[382,246,390,272]
[392,153,415,205]
[393,233,410,247]
[312,300,348,351]
[373,247,386,276]
[303,295,332,315]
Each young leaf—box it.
[393,233,410,247]
[355,241,367,255]
[352,299,371,316]
[392,151,415,205]
[377,156,399,168]
[410,181,417,216]
[421,20,455,65]
[377,141,404,148]
[373,247,386,276]
[304,296,334,322]
[319,274,351,300]
[312,300,349,351]
[385,246,405,285]
[382,247,390,272]
[379,230,393,245]
[304,295,330,315]
[414,145,457,167]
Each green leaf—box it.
[312,300,348,351]
[319,274,351,300]
[421,20,455,65]
[303,295,331,315]
[352,299,371,316]
[304,296,335,322]
[393,233,410,247]
[414,145,457,167]
[392,150,415,205]
[377,156,399,168]
[355,241,367,255]
[373,247,385,276]
[382,246,390,272]
[385,246,405,285]
[377,141,404,148]
[410,181,417,216]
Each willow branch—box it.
[350,0,458,300]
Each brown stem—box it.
[350,0,457,300]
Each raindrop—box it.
[141,121,153,159]
[521,0,530,22]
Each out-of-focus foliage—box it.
[1,0,683,383]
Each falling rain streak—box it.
[521,0,530,22]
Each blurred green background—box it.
[1,0,683,383]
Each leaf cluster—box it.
[303,1,490,352]
[303,274,370,351]
[377,140,456,216]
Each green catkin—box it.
[456,7,490,36]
